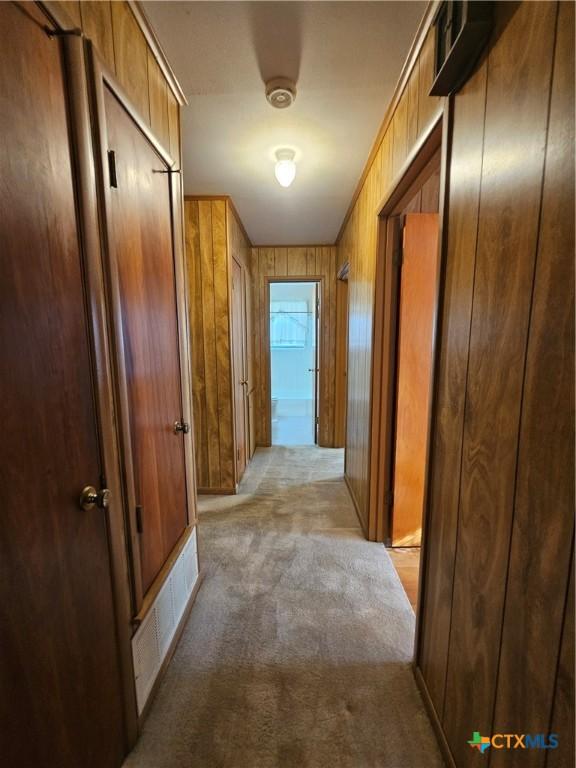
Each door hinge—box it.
[385,489,394,508]
[107,150,118,188]
[135,504,143,534]
[315,416,319,425]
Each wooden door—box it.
[313,283,321,444]
[0,5,125,766]
[232,258,247,479]
[391,213,439,546]
[103,88,189,598]
[243,266,257,460]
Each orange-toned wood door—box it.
[104,88,189,598]
[232,258,247,479]
[0,6,125,766]
[391,213,439,546]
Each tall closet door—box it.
[102,88,189,599]
[0,6,125,766]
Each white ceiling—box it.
[143,1,426,245]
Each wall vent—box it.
[132,528,198,713]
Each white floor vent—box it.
[132,528,198,714]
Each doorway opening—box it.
[269,281,319,446]
[369,116,444,616]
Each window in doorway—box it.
[270,282,318,446]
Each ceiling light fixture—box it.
[266,78,297,109]
[274,149,296,188]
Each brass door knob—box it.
[79,486,111,511]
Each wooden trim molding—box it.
[413,665,457,768]
[336,1,440,242]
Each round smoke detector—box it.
[265,78,297,109]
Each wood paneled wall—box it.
[184,198,253,492]
[337,16,442,532]
[49,0,182,162]
[415,3,575,766]
[250,246,339,447]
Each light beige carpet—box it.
[124,446,444,768]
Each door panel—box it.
[391,213,439,546]
[104,89,188,596]
[0,5,125,766]
[243,267,257,459]
[232,258,247,478]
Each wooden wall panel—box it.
[111,1,150,123]
[337,11,441,535]
[409,3,575,767]
[57,0,81,29]
[212,201,235,488]
[417,27,440,134]
[250,246,339,448]
[417,58,487,716]
[184,199,253,492]
[80,1,116,73]
[167,90,181,164]
[490,3,575,762]
[547,555,575,768]
[442,6,558,761]
[336,3,573,763]
[147,49,170,150]
[50,1,183,163]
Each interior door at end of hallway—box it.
[391,213,440,547]
[103,87,189,599]
[0,5,125,766]
[314,283,320,444]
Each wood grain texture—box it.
[80,1,116,73]
[442,5,558,761]
[491,4,574,763]
[212,200,235,487]
[147,48,170,151]
[417,57,488,718]
[56,0,81,28]
[111,1,150,123]
[105,89,188,595]
[250,245,339,447]
[231,258,247,477]
[417,27,440,134]
[338,24,441,534]
[0,5,125,764]
[184,198,252,491]
[547,552,575,768]
[167,89,180,164]
[334,278,348,448]
[391,214,439,547]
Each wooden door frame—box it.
[265,276,325,447]
[85,43,196,617]
[60,33,138,747]
[367,110,447,545]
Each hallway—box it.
[124,447,443,767]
